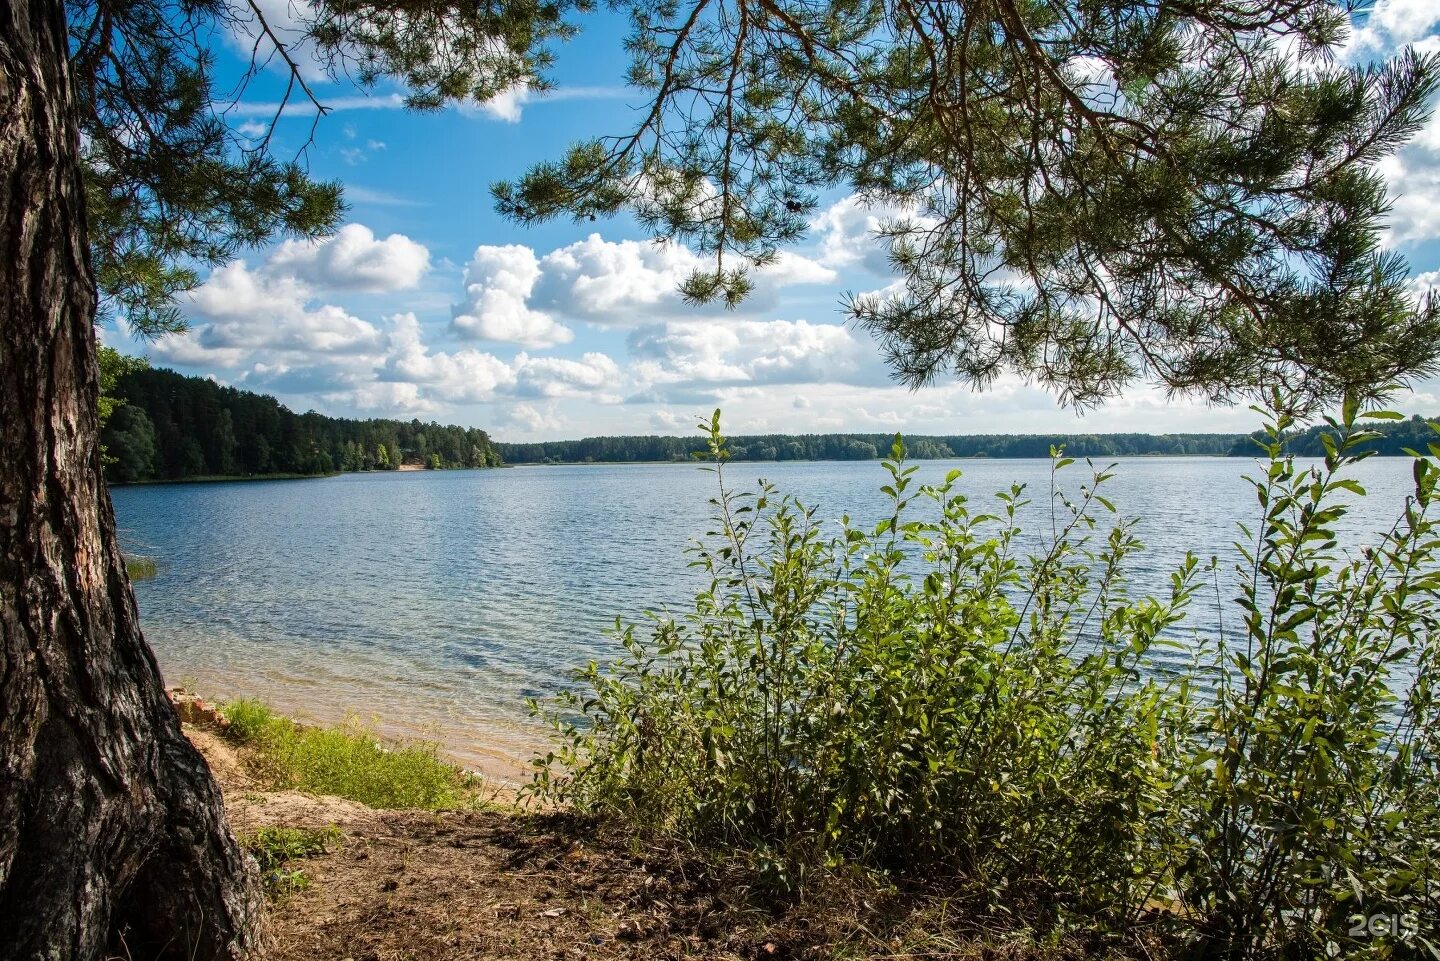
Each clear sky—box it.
[104,0,1440,442]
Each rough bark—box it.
[0,0,266,958]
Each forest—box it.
[104,361,1440,482]
[102,363,502,483]
[500,418,1440,464]
[499,430,1247,463]
[1236,414,1440,457]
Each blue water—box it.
[111,456,1424,779]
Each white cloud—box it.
[766,250,838,286]
[1345,0,1440,250]
[268,223,430,292]
[1379,118,1440,246]
[376,315,622,407]
[382,312,518,402]
[469,83,530,122]
[513,352,623,399]
[497,402,568,435]
[627,318,886,401]
[335,381,439,414]
[1409,270,1440,298]
[813,196,916,275]
[186,260,310,321]
[650,408,689,431]
[177,261,384,356]
[532,234,701,324]
[160,224,430,371]
[452,245,573,348]
[226,0,330,83]
[516,233,834,328]
[1351,0,1440,51]
[462,84,630,123]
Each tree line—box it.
[498,430,1247,464]
[103,363,502,483]
[104,361,1439,481]
[1231,414,1440,457]
[501,419,1440,466]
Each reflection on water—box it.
[112,456,1421,783]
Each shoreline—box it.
[162,668,540,788]
[110,465,504,486]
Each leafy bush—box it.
[224,699,480,811]
[531,400,1439,958]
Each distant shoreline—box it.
[108,465,501,486]
[501,452,1242,466]
[110,471,338,486]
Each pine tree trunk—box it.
[0,1,266,958]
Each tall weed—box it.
[530,399,1439,958]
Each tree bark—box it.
[0,1,266,958]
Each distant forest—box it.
[497,431,1243,463]
[1241,415,1440,458]
[499,417,1440,464]
[103,365,501,483]
[103,363,1438,483]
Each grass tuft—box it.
[124,555,157,580]
[223,699,481,810]
[240,825,341,899]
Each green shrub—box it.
[531,399,1440,959]
[224,699,479,810]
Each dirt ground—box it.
[189,725,807,961]
[187,725,1070,961]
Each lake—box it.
[112,455,1423,782]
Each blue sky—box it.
[105,0,1440,441]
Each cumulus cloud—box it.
[375,315,622,407]
[531,234,702,324]
[813,196,917,275]
[1350,0,1440,51]
[156,223,433,382]
[496,402,568,434]
[335,381,439,414]
[1337,1,1440,247]
[453,233,835,332]
[451,245,573,348]
[1379,131,1440,246]
[174,261,385,357]
[627,318,887,402]
[650,408,690,431]
[766,250,839,286]
[382,312,518,402]
[469,83,530,122]
[226,0,330,83]
[268,223,430,292]
[1408,269,1439,298]
[513,352,623,399]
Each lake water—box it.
[112,456,1424,782]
